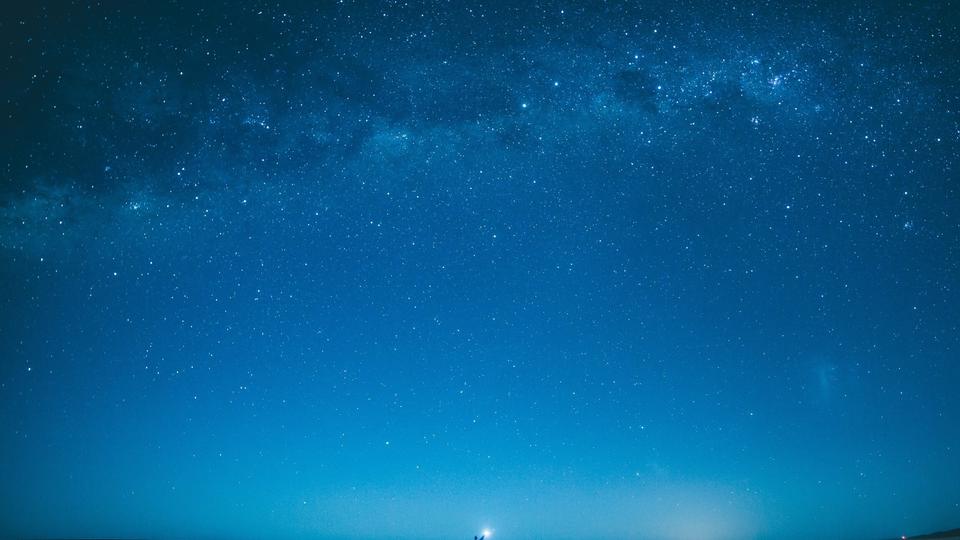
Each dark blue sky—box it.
[1,1,959,539]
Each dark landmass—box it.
[903,528,960,539]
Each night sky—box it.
[1,1,959,539]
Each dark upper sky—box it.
[1,1,959,539]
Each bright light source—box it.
[482,529,493,537]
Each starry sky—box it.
[1,1,959,539]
